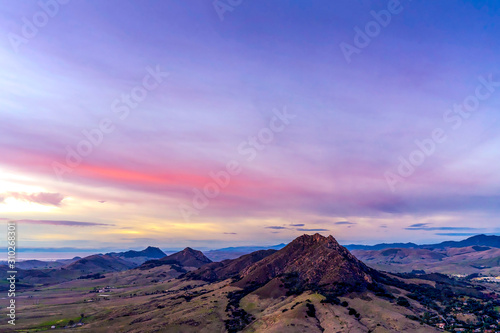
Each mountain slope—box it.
[345,242,419,251]
[352,245,500,275]
[205,244,286,261]
[424,234,500,249]
[140,247,212,270]
[160,247,212,267]
[236,233,374,293]
[345,234,500,251]
[64,254,137,273]
[185,249,277,282]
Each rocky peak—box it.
[160,247,212,268]
[236,233,375,293]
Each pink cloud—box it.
[4,192,65,206]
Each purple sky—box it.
[0,0,499,250]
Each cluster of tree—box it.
[77,273,105,280]
[224,284,261,333]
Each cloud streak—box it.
[434,233,481,236]
[296,228,329,232]
[334,221,356,225]
[405,223,479,231]
[10,219,114,227]
[2,192,65,206]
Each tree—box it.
[397,297,411,307]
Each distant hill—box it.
[140,247,212,270]
[345,242,419,251]
[160,247,212,267]
[205,243,286,261]
[423,234,500,249]
[346,234,500,251]
[64,254,136,274]
[346,234,500,276]
[107,246,166,259]
[56,257,81,265]
[352,244,500,275]
[0,257,80,270]
[185,249,278,282]
[105,246,166,265]
[0,259,64,270]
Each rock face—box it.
[236,233,374,293]
[159,247,212,268]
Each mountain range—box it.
[2,233,500,332]
[106,246,166,259]
[345,234,500,251]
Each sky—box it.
[0,0,499,251]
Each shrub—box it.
[306,303,316,317]
[397,297,410,307]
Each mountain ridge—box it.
[140,247,212,270]
[106,246,166,259]
[234,233,375,294]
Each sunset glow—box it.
[1,1,499,250]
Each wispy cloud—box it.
[297,228,329,232]
[266,226,288,230]
[11,219,113,227]
[223,232,237,235]
[289,223,305,227]
[1,192,65,206]
[435,233,481,236]
[334,221,356,225]
[407,223,428,228]
[405,223,479,231]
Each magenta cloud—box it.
[3,192,65,206]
